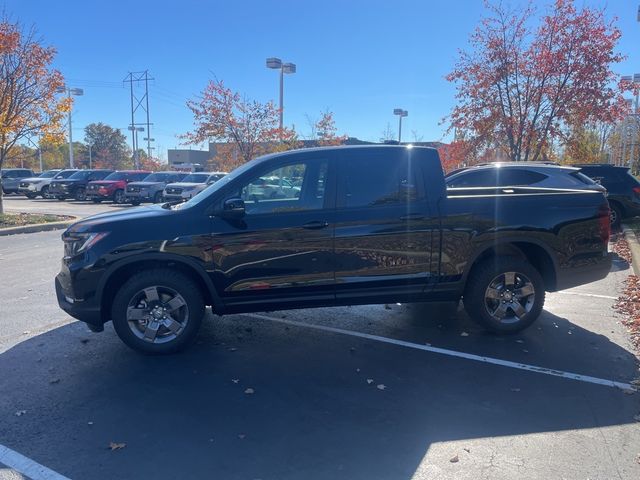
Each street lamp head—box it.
[393,108,403,115]
[56,86,66,93]
[402,110,408,117]
[283,63,296,74]
[70,88,84,96]
[622,75,633,83]
[637,5,640,22]
[266,57,282,69]
[634,73,640,83]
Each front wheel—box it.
[92,198,102,204]
[113,189,125,204]
[111,269,205,354]
[40,186,49,198]
[75,187,86,201]
[463,258,544,334]
[153,191,163,203]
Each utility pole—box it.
[124,71,154,167]
[393,109,408,143]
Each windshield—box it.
[39,170,59,178]
[54,170,77,179]
[104,172,128,181]
[68,170,93,179]
[180,173,210,183]
[142,173,172,182]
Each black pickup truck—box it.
[55,146,612,354]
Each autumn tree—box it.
[184,79,293,171]
[83,122,130,169]
[0,19,68,212]
[305,110,347,146]
[562,121,613,164]
[447,0,628,163]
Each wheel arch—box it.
[464,240,557,292]
[98,253,223,323]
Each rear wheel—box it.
[40,186,49,198]
[153,191,163,203]
[113,189,125,204]
[463,258,544,334]
[111,269,205,354]
[609,202,622,229]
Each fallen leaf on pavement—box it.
[366,379,374,384]
[15,410,26,417]
[109,442,126,451]
[232,379,239,384]
[463,448,470,453]
[244,388,255,394]
[450,454,459,463]
[376,384,386,390]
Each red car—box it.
[86,170,151,204]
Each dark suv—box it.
[573,164,640,227]
[49,169,114,201]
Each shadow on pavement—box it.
[0,305,638,480]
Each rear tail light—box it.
[598,203,611,246]
[633,186,640,197]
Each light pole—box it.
[621,75,640,168]
[56,86,83,168]
[128,126,144,168]
[88,144,93,169]
[266,57,296,131]
[393,109,408,143]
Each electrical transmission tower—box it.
[123,71,154,167]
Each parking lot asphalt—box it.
[2,196,128,218]
[0,205,639,479]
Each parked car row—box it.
[445,162,640,227]
[1,168,228,205]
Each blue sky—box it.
[6,0,640,160]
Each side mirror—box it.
[220,197,245,219]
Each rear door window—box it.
[339,155,421,208]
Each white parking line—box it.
[245,313,635,391]
[0,444,70,480]
[555,291,618,300]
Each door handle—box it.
[400,213,424,220]
[302,220,329,230]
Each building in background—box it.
[167,148,211,172]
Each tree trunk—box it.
[0,181,4,214]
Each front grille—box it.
[19,182,29,188]
[127,186,140,193]
[166,188,182,194]
[88,185,98,191]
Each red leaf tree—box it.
[446,0,629,162]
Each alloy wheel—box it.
[484,271,535,325]
[126,286,189,344]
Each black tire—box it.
[75,187,86,201]
[113,189,125,204]
[609,202,622,229]
[131,199,141,206]
[25,193,36,199]
[40,186,49,198]
[56,196,66,201]
[153,191,163,203]
[111,269,205,354]
[92,198,102,204]
[463,257,545,334]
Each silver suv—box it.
[125,171,188,205]
[1,168,34,195]
[163,172,227,201]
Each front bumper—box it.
[18,183,40,193]
[163,191,194,201]
[55,275,103,329]
[86,189,114,199]
[125,190,153,202]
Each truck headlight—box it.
[63,232,109,258]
